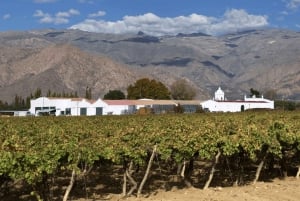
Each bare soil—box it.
[108,177,300,201]
[1,162,299,201]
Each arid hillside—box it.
[0,29,300,102]
[0,43,139,102]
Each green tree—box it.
[85,86,92,99]
[103,90,126,100]
[34,88,42,98]
[170,78,196,100]
[25,96,31,109]
[127,78,171,99]
[13,94,27,110]
[46,89,52,97]
[250,88,260,97]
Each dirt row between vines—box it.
[106,177,300,201]
[2,161,299,201]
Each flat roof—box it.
[174,100,201,105]
[215,100,269,103]
[103,100,137,105]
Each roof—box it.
[71,98,97,104]
[216,100,269,103]
[34,97,97,104]
[174,100,201,105]
[103,99,178,106]
[103,100,137,105]
[135,100,177,105]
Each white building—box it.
[103,99,179,114]
[29,97,107,116]
[28,87,274,116]
[102,100,137,115]
[214,86,225,101]
[201,87,274,112]
[29,97,176,116]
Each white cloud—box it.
[34,0,58,3]
[34,9,80,25]
[70,9,268,36]
[286,0,300,9]
[209,9,268,35]
[3,14,11,20]
[88,11,106,18]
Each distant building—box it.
[214,86,225,101]
[29,97,107,116]
[0,110,31,117]
[29,97,191,116]
[201,87,274,112]
[28,87,274,116]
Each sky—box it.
[0,0,300,36]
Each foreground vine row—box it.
[0,111,300,200]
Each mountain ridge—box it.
[0,28,300,102]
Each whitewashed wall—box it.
[29,97,107,116]
[201,100,274,112]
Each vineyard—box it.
[0,111,300,201]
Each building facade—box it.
[28,87,274,116]
[201,87,274,112]
[29,97,107,116]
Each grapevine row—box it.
[0,111,299,200]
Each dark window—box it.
[128,105,137,114]
[241,105,245,112]
[96,107,103,115]
[35,107,41,113]
[65,108,71,115]
[182,105,198,113]
[80,108,87,115]
[152,105,174,114]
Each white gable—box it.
[214,87,225,101]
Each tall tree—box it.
[127,78,171,100]
[170,78,196,100]
[85,86,92,99]
[34,88,42,98]
[103,90,126,100]
[250,88,260,97]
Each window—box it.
[241,105,245,112]
[152,105,174,114]
[96,107,103,115]
[80,108,87,115]
[35,107,42,113]
[182,105,198,113]
[65,108,71,115]
[128,105,137,114]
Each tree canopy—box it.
[127,78,171,100]
[103,90,126,100]
[170,78,196,100]
[250,88,260,97]
[85,86,92,99]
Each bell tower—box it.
[214,86,225,101]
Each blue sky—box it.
[0,0,299,35]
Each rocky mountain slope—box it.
[0,43,138,102]
[0,28,299,102]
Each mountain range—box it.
[0,28,299,103]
